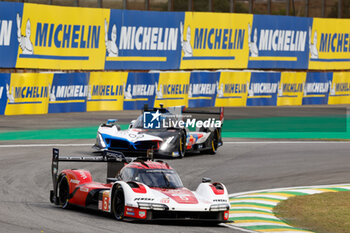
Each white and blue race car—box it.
[94,106,224,158]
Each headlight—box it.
[209,204,230,211]
[138,202,169,211]
[96,133,106,148]
[160,136,174,151]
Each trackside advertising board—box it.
[0,71,349,115]
[0,2,348,70]
[247,15,312,69]
[105,10,184,70]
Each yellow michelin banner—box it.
[309,18,350,70]
[328,72,350,105]
[16,3,109,70]
[277,72,306,106]
[214,72,250,107]
[180,12,253,69]
[154,72,191,108]
[87,72,128,111]
[5,73,53,115]
[1,71,350,115]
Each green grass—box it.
[274,191,350,233]
[0,115,349,140]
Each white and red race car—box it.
[50,149,230,222]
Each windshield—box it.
[133,113,180,129]
[135,169,183,189]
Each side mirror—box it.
[129,120,136,129]
[202,177,212,183]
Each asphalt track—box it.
[1,109,350,233]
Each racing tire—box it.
[112,187,125,220]
[178,133,186,158]
[57,175,70,209]
[207,129,219,155]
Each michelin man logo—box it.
[123,83,132,99]
[278,82,283,97]
[155,82,163,99]
[216,81,224,98]
[329,80,336,96]
[248,23,258,57]
[16,14,33,55]
[309,27,318,59]
[188,84,192,98]
[247,82,254,97]
[6,84,15,103]
[48,83,56,102]
[105,19,119,57]
[180,21,192,57]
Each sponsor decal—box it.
[309,18,350,70]
[138,210,146,218]
[247,15,312,69]
[246,72,280,106]
[105,10,183,70]
[70,179,80,184]
[180,12,252,69]
[134,197,154,201]
[160,198,170,204]
[79,187,89,192]
[302,72,332,105]
[16,4,108,69]
[48,73,88,113]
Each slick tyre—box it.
[58,175,70,209]
[112,188,125,220]
[208,129,219,155]
[178,133,186,158]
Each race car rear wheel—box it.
[112,188,125,220]
[58,175,70,209]
[208,129,219,155]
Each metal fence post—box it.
[305,0,309,17]
[338,0,342,18]
[249,0,253,13]
[123,0,127,9]
[230,0,234,12]
[267,0,271,14]
[321,0,325,17]
[168,0,173,11]
[286,0,289,15]
[209,0,212,12]
[145,0,149,10]
[188,0,193,11]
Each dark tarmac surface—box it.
[1,108,350,233]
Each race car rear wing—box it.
[51,148,134,204]
[182,107,224,122]
[143,104,224,123]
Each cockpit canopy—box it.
[118,165,184,189]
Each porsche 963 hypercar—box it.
[50,149,230,222]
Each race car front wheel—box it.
[58,175,70,209]
[112,187,125,220]
[178,134,186,158]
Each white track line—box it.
[224,141,350,144]
[0,143,92,148]
[0,141,349,148]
